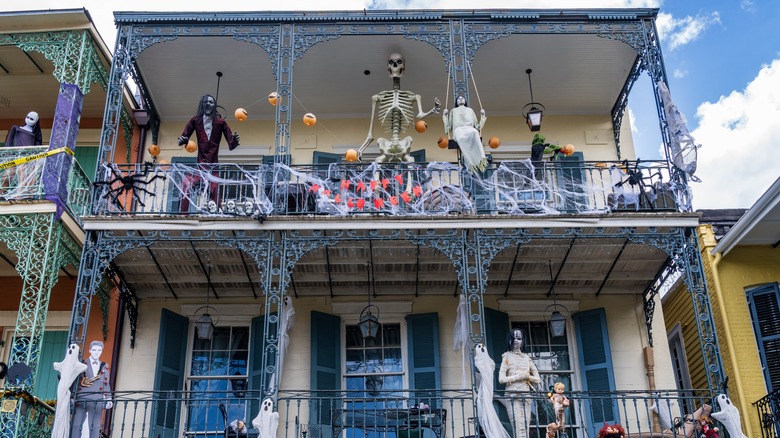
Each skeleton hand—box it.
[433,97,441,114]
[178,136,188,146]
[232,132,240,146]
[105,400,113,410]
[480,109,486,117]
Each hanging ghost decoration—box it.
[52,344,89,438]
[711,394,747,438]
[657,81,701,182]
[474,343,511,438]
[253,397,279,438]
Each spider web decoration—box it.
[0,159,46,199]
[93,158,683,216]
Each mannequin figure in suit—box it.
[71,340,112,438]
[177,94,239,212]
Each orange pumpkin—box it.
[234,108,248,121]
[561,144,575,156]
[415,120,428,133]
[303,113,317,126]
[185,140,197,153]
[268,92,278,106]
[488,136,501,149]
[345,149,358,162]
[148,144,161,157]
[437,137,448,149]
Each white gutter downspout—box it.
[710,251,754,437]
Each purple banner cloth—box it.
[44,83,83,219]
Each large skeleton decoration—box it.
[358,53,440,191]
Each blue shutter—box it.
[151,308,189,438]
[310,311,341,434]
[573,308,617,437]
[167,156,197,212]
[32,331,68,401]
[410,149,426,163]
[746,283,780,392]
[407,313,441,406]
[483,307,509,391]
[249,315,271,416]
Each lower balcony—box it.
[74,389,713,438]
[91,159,679,218]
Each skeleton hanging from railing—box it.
[358,53,440,192]
[658,81,701,182]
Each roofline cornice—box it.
[113,8,659,25]
[712,176,780,255]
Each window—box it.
[510,320,577,438]
[186,326,250,436]
[667,324,694,413]
[344,323,404,403]
[746,283,780,393]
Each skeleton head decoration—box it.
[388,53,405,78]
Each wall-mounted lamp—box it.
[522,69,546,132]
[133,109,150,127]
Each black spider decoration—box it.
[93,162,166,209]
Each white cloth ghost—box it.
[253,397,279,438]
[711,394,747,438]
[269,296,296,393]
[453,295,470,388]
[474,343,511,438]
[657,81,701,181]
[649,396,674,431]
[52,343,89,438]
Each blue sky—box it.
[7,0,780,210]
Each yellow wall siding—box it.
[662,223,780,436]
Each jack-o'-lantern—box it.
[561,144,575,156]
[415,120,427,133]
[234,108,248,121]
[345,149,358,162]
[268,92,278,105]
[185,140,197,153]
[303,113,317,126]
[488,137,501,149]
[148,144,161,157]
[437,137,448,149]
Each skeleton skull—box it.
[388,53,405,78]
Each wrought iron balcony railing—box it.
[68,388,713,438]
[753,389,780,438]
[0,146,92,224]
[91,159,681,218]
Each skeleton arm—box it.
[416,95,441,119]
[358,94,381,158]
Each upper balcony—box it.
[97,8,691,223]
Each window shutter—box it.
[407,313,441,406]
[249,315,269,416]
[167,156,197,212]
[310,311,341,434]
[483,307,509,391]
[32,331,68,401]
[410,149,427,163]
[151,308,189,438]
[312,151,341,180]
[573,308,617,437]
[558,151,585,212]
[74,146,99,182]
[746,283,780,392]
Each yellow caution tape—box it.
[0,147,75,170]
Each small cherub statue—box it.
[546,382,570,438]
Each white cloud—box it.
[627,107,640,135]
[656,11,720,50]
[672,68,687,79]
[690,59,780,209]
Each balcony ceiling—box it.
[93,224,671,301]
[135,30,638,122]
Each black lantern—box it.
[358,262,380,340]
[522,69,546,132]
[194,264,218,340]
[546,260,568,338]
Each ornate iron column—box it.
[0,214,79,436]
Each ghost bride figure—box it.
[443,96,488,175]
[498,328,541,438]
[474,343,511,438]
